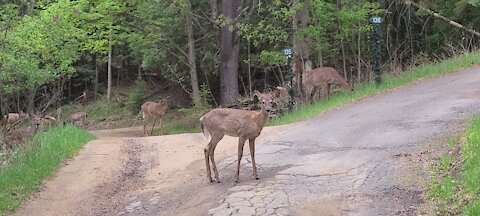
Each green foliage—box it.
[259,50,288,66]
[0,125,94,213]
[0,0,83,95]
[126,79,148,113]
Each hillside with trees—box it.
[1,0,479,126]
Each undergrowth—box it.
[0,125,94,214]
[427,115,480,215]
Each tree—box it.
[218,0,243,105]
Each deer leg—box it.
[249,138,259,180]
[326,84,331,100]
[159,117,164,135]
[143,118,148,136]
[236,138,247,182]
[204,144,213,182]
[150,117,157,135]
[209,135,223,183]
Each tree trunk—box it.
[27,87,37,115]
[94,56,99,100]
[341,37,347,78]
[137,65,142,80]
[357,22,362,84]
[107,43,112,100]
[292,2,310,101]
[219,0,242,106]
[186,0,200,104]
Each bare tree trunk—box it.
[292,1,310,101]
[209,0,218,19]
[186,0,200,104]
[94,56,99,100]
[341,37,347,78]
[357,22,362,84]
[107,43,112,100]
[137,65,142,80]
[247,42,252,96]
[27,87,37,115]
[219,0,242,106]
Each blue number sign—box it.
[282,48,293,57]
[369,16,383,25]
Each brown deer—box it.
[303,67,353,103]
[200,91,273,183]
[141,97,168,136]
[65,112,87,125]
[3,111,29,126]
[34,115,57,126]
[3,121,40,149]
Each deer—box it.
[272,86,289,113]
[141,97,169,136]
[200,90,273,183]
[65,112,87,125]
[34,114,57,126]
[3,120,41,149]
[303,67,353,103]
[3,111,29,127]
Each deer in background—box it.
[200,91,273,183]
[303,67,353,103]
[141,97,168,136]
[3,111,29,128]
[3,120,41,149]
[34,115,57,126]
[65,112,87,125]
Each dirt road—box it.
[14,67,480,216]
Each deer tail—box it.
[199,116,209,139]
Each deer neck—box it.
[253,106,269,128]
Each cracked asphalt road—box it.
[201,67,480,216]
[15,67,480,216]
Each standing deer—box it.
[65,112,87,125]
[303,67,353,103]
[141,97,168,136]
[200,91,273,183]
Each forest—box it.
[0,0,479,124]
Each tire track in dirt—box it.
[74,139,146,216]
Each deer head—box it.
[254,90,273,112]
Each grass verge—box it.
[268,51,480,126]
[427,115,480,215]
[0,125,95,214]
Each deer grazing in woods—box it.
[65,112,87,125]
[3,111,29,127]
[34,115,57,126]
[303,67,353,103]
[141,97,169,136]
[200,91,273,183]
[3,120,40,149]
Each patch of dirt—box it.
[13,122,298,216]
[294,200,347,216]
[391,125,467,216]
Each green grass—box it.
[269,51,480,126]
[0,125,94,214]
[463,116,480,215]
[427,115,480,215]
